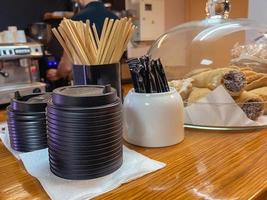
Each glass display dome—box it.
[148,0,267,80]
[148,0,267,130]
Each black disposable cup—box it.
[47,109,122,120]
[47,144,122,160]
[8,125,47,132]
[47,99,121,113]
[47,117,122,130]
[9,130,47,137]
[9,129,47,139]
[9,141,47,148]
[49,151,122,168]
[46,113,122,125]
[7,116,46,122]
[49,155,122,174]
[52,85,118,107]
[48,131,121,146]
[9,132,47,140]
[10,143,47,152]
[47,122,122,135]
[11,147,47,153]
[48,138,122,154]
[50,156,123,173]
[8,119,43,126]
[48,135,122,150]
[49,134,122,147]
[10,140,47,146]
[8,122,46,127]
[8,119,46,124]
[7,124,47,131]
[48,144,122,160]
[50,157,122,180]
[10,93,49,112]
[48,144,122,159]
[49,154,123,170]
[9,136,47,149]
[7,120,47,126]
[50,155,122,171]
[7,112,46,117]
[73,63,121,99]
[7,109,46,117]
[8,130,47,136]
[7,92,49,153]
[7,126,47,133]
[47,127,122,140]
[9,134,47,140]
[48,146,122,161]
[47,119,122,131]
[11,145,47,151]
[7,113,46,122]
[11,143,47,148]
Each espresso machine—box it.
[0,42,46,104]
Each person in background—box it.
[46,0,118,81]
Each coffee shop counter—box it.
[1,96,267,199]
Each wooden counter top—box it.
[1,109,267,200]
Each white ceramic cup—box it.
[8,26,18,32]
[123,87,184,148]
[3,30,15,43]
[15,30,27,43]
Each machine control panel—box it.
[0,43,43,60]
[14,48,31,55]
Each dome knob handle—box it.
[206,0,231,19]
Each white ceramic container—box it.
[8,26,18,32]
[15,30,27,43]
[3,31,15,43]
[123,88,184,147]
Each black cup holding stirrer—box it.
[73,63,122,99]
[52,17,135,100]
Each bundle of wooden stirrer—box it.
[52,17,135,65]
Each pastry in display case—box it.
[148,0,267,130]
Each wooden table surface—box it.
[1,110,267,200]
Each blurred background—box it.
[0,0,250,31]
[0,0,265,104]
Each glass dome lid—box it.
[148,0,267,80]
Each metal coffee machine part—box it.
[0,42,46,104]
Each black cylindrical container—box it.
[72,63,122,99]
[7,93,50,152]
[47,85,123,180]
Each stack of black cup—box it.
[47,85,123,180]
[7,93,50,152]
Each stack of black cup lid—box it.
[47,85,123,180]
[7,92,50,152]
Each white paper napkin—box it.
[19,146,165,200]
[0,122,23,159]
[185,86,267,127]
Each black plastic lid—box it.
[10,92,51,112]
[52,85,118,107]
